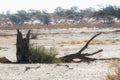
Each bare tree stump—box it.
[60,33,103,63]
[16,30,30,63]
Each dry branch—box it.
[77,32,102,54]
[60,32,103,63]
[83,49,103,56]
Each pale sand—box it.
[0,28,119,80]
[0,61,110,80]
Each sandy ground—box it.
[0,61,110,80]
[0,28,120,80]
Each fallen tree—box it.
[60,32,103,63]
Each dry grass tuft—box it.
[60,44,64,47]
[0,34,16,37]
[90,39,120,45]
[106,60,120,80]
[59,40,83,44]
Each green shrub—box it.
[29,44,61,63]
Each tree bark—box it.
[16,30,30,63]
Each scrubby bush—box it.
[29,44,61,63]
[106,60,120,80]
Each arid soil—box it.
[0,28,120,80]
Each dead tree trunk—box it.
[60,32,103,63]
[16,30,31,63]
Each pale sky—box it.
[0,0,120,13]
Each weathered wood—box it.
[16,30,31,63]
[60,33,103,63]
[77,32,102,54]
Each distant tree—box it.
[54,6,94,19]
[94,6,120,18]
[93,6,118,24]
[28,9,41,17]
[37,11,50,25]
[17,10,30,24]
[8,14,21,25]
[8,10,30,25]
[54,7,65,16]
[103,6,116,16]
[80,7,95,17]
[116,8,120,19]
[64,9,74,19]
[6,11,10,16]
[70,6,78,12]
[106,16,114,24]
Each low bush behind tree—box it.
[29,44,61,63]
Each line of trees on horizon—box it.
[0,5,120,26]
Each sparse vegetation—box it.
[29,44,61,63]
[106,60,120,80]
[59,41,82,44]
[0,5,120,27]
